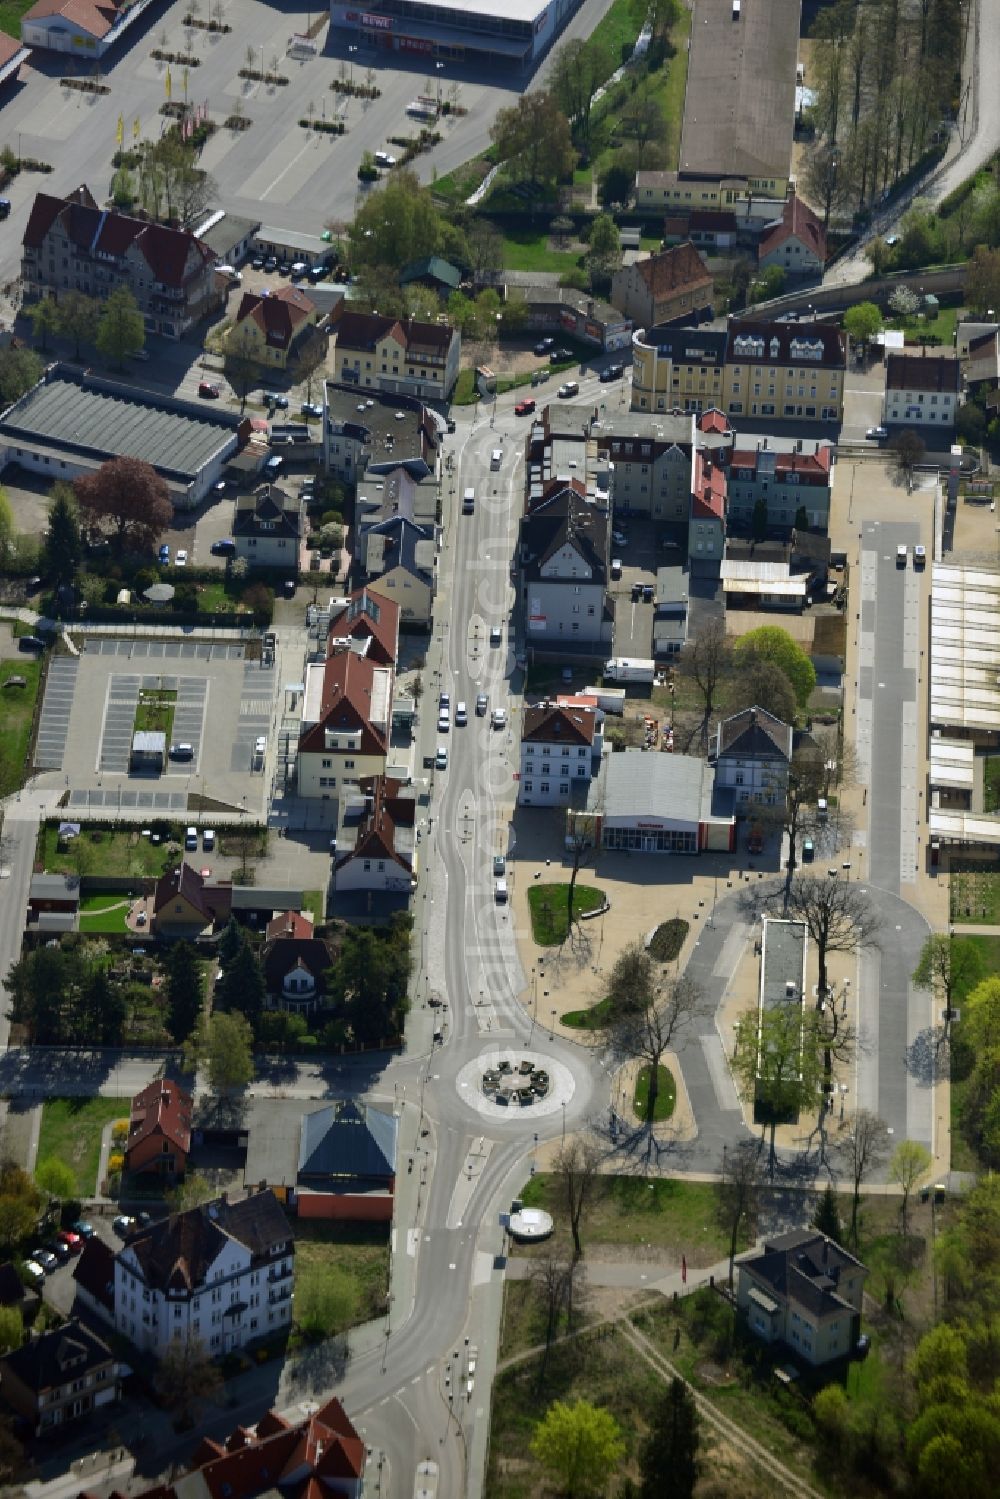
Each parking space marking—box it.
[34,657,79,769]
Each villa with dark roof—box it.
[519,478,612,649]
[22,186,219,337]
[0,1319,120,1437]
[330,308,460,401]
[710,705,793,808]
[737,1230,867,1366]
[152,864,232,938]
[261,912,337,1015]
[233,485,304,571]
[331,775,417,903]
[114,1190,293,1356]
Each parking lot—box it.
[606,516,672,659]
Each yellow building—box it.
[722,322,848,426]
[634,171,789,213]
[331,309,460,402]
[631,327,727,415]
[228,285,323,371]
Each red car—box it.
[514,398,536,416]
[198,381,221,399]
[57,1229,82,1254]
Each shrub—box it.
[648,918,688,962]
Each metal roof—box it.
[929,810,1000,845]
[600,749,715,825]
[930,565,1000,731]
[929,738,974,790]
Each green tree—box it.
[35,1158,76,1202]
[588,213,621,276]
[892,428,926,483]
[753,265,786,303]
[0,1307,22,1356]
[27,296,59,351]
[965,244,1000,317]
[913,934,984,1039]
[734,626,816,709]
[598,163,634,209]
[733,1003,825,1174]
[328,918,410,1045]
[813,1183,843,1241]
[166,1170,214,1213]
[166,941,204,1042]
[184,1011,254,1093]
[56,292,100,358]
[549,36,611,153]
[224,323,264,413]
[618,86,666,172]
[0,346,42,405]
[490,91,574,189]
[349,168,445,272]
[218,939,266,1026]
[729,657,797,728]
[42,483,82,592]
[155,1337,222,1423]
[640,1378,700,1499]
[95,287,145,368]
[218,916,244,968]
[531,1399,625,1498]
[842,300,883,354]
[889,1139,931,1234]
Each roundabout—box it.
[455,1046,576,1122]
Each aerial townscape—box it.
[0,0,999,1495]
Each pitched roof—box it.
[298,650,390,759]
[297,1100,398,1183]
[714,705,793,761]
[726,319,847,370]
[1,1319,113,1393]
[885,352,961,393]
[522,702,597,747]
[262,935,334,997]
[23,188,215,288]
[633,241,712,300]
[234,285,317,351]
[399,255,462,290]
[333,308,454,356]
[72,1236,115,1314]
[520,480,609,584]
[759,193,827,262]
[153,864,231,925]
[233,484,303,539]
[21,0,118,40]
[730,443,832,482]
[362,513,436,585]
[127,1079,192,1157]
[691,450,726,521]
[688,209,739,232]
[742,1230,866,1321]
[264,910,314,942]
[335,774,416,874]
[697,407,732,434]
[121,1191,290,1294]
[328,586,400,667]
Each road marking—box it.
[411,1375,421,1385]
[449,1262,457,1269]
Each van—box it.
[495,879,509,903]
[896,544,908,567]
[463,487,475,514]
[490,449,502,470]
[169,743,194,761]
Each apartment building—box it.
[297,648,393,799]
[518,702,602,808]
[330,309,460,401]
[723,320,847,425]
[630,327,728,415]
[884,352,961,432]
[727,438,834,533]
[610,242,713,329]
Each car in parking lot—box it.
[264,256,278,272]
[23,1260,45,1287]
[866,425,888,441]
[612,529,628,546]
[600,363,624,382]
[533,337,555,356]
[113,1215,136,1237]
[265,392,289,409]
[374,150,397,168]
[558,381,579,399]
[896,544,908,567]
[251,255,265,270]
[302,401,324,419]
[184,826,198,849]
[491,707,507,730]
[455,701,467,726]
[610,558,623,579]
[158,544,170,563]
[435,744,448,770]
[175,549,188,567]
[203,829,215,850]
[914,544,927,568]
[169,743,194,761]
[476,691,488,715]
[18,635,45,652]
[58,1229,82,1253]
[71,1220,95,1240]
[33,1249,58,1273]
[290,262,308,280]
[211,538,236,556]
[198,380,221,399]
[264,455,283,475]
[514,398,536,416]
[277,261,291,276]
[46,1238,71,1262]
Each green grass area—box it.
[500,227,581,274]
[292,1221,390,1341]
[889,305,959,346]
[303,888,325,921]
[589,0,646,68]
[37,1097,128,1197]
[950,864,1000,923]
[592,5,691,181]
[561,995,613,1030]
[78,894,132,935]
[984,757,1000,814]
[431,154,496,206]
[133,688,176,741]
[526,882,606,944]
[0,656,42,798]
[634,1063,676,1122]
[39,822,178,879]
[0,0,36,38]
[518,1174,746,1264]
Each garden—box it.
[291,1221,390,1345]
[0,655,42,799]
[527,883,606,945]
[37,1097,127,1197]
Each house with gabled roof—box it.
[0,1319,121,1437]
[332,775,417,901]
[330,308,460,401]
[689,449,726,575]
[297,649,393,799]
[359,514,437,629]
[519,478,612,649]
[611,241,714,330]
[261,912,337,1015]
[723,319,847,425]
[233,484,303,571]
[758,193,827,277]
[125,1079,192,1180]
[737,1229,867,1366]
[245,1101,397,1224]
[152,865,232,938]
[519,702,602,808]
[229,285,324,369]
[327,587,400,667]
[114,1189,293,1356]
[21,186,219,337]
[710,705,793,808]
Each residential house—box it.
[593,408,734,521]
[504,284,633,352]
[245,1101,397,1224]
[358,515,436,630]
[232,485,303,571]
[330,309,460,401]
[72,1238,116,1326]
[114,1190,294,1356]
[124,1079,192,1180]
[519,479,612,650]
[22,186,219,338]
[663,210,738,252]
[723,320,848,424]
[727,438,834,534]
[328,587,400,668]
[230,885,305,930]
[631,326,728,416]
[262,912,335,1014]
[737,1229,867,1366]
[26,872,80,924]
[332,775,417,897]
[518,702,602,808]
[757,194,827,278]
[963,328,1000,398]
[297,649,392,799]
[884,352,960,431]
[324,383,439,492]
[634,171,787,215]
[229,285,324,370]
[0,1320,120,1437]
[399,256,462,295]
[93,1396,364,1499]
[688,450,726,576]
[710,705,793,808]
[610,242,714,329]
[152,865,231,939]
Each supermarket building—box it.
[329,0,580,68]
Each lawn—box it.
[526,882,606,944]
[561,995,613,1030]
[500,227,581,274]
[0,657,42,798]
[589,0,647,67]
[889,305,959,346]
[633,1063,676,1122]
[78,894,132,935]
[292,1221,390,1341]
[591,4,691,180]
[518,1175,745,1265]
[303,888,326,921]
[134,688,176,741]
[950,864,1000,923]
[0,0,35,37]
[39,823,178,879]
[37,1097,128,1197]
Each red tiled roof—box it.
[758,193,827,263]
[22,187,215,289]
[235,285,317,351]
[22,0,119,39]
[153,864,231,925]
[127,1079,192,1157]
[697,407,731,434]
[339,775,415,873]
[523,703,597,746]
[885,352,961,393]
[691,450,726,520]
[731,445,832,480]
[635,241,713,298]
[265,910,314,942]
[328,586,400,667]
[0,34,22,67]
[298,651,389,758]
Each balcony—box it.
[267,1263,293,1283]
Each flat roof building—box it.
[570,748,735,855]
[328,0,582,68]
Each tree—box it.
[95,287,145,368]
[598,163,633,209]
[292,337,327,403]
[349,169,446,273]
[563,824,593,948]
[42,483,82,592]
[466,219,503,285]
[0,1165,41,1253]
[550,215,574,248]
[891,428,926,482]
[680,616,731,752]
[166,1171,214,1213]
[224,323,263,414]
[715,1138,763,1287]
[753,265,787,303]
[618,88,666,172]
[328,917,411,1045]
[529,1254,573,1383]
[888,284,920,318]
[35,1158,76,1202]
[218,916,243,969]
[531,1399,625,1499]
[155,1337,222,1424]
[842,301,883,358]
[733,1003,825,1174]
[490,91,574,189]
[588,213,621,276]
[27,296,59,351]
[0,1307,22,1356]
[734,626,816,710]
[56,292,100,357]
[184,1011,254,1093]
[914,934,983,1039]
[965,244,1000,317]
[728,658,798,728]
[0,346,42,405]
[785,876,881,1007]
[217,939,266,1026]
[813,1183,843,1241]
[548,36,610,154]
[639,1378,700,1499]
[889,1139,931,1234]
[74,456,173,554]
[603,953,704,1129]
[805,144,849,229]
[843,1108,890,1248]
[166,941,204,1042]
[552,1136,601,1260]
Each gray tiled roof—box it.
[298,1101,398,1182]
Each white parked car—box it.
[914,544,927,568]
[435,744,448,770]
[184,826,198,849]
[175,549,188,567]
[491,708,507,730]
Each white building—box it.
[710,706,793,807]
[519,701,602,807]
[884,352,960,431]
[114,1191,293,1357]
[570,749,735,854]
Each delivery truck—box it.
[603,657,656,684]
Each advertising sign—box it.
[346,10,392,29]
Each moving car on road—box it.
[435,745,448,770]
[514,398,536,416]
[866,425,888,441]
[455,702,467,726]
[558,381,579,398]
[491,707,507,730]
[476,692,488,715]
[600,364,624,382]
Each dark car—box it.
[18,635,45,652]
[211,538,236,556]
[533,338,555,356]
[251,255,265,270]
[46,1239,71,1262]
[551,347,574,362]
[445,416,456,433]
[600,363,624,382]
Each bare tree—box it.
[843,1109,890,1249]
[552,1136,602,1260]
[529,1253,570,1384]
[564,824,593,946]
[715,1139,764,1287]
[889,1139,931,1236]
[785,876,881,1005]
[603,948,704,1137]
[679,617,731,752]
